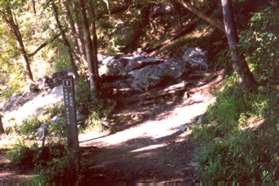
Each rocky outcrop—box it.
[100,47,208,94]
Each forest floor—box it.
[0,70,224,184]
[78,70,224,184]
[0,150,35,183]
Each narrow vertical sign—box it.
[62,76,80,182]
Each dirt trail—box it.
[79,72,222,183]
[0,151,35,183]
[0,70,223,184]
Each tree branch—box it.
[28,33,61,57]
[177,0,225,32]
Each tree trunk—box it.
[73,1,87,63]
[178,0,225,32]
[89,1,100,94]
[79,0,99,99]
[32,0,36,14]
[51,0,79,79]
[63,0,83,64]
[1,6,34,81]
[0,114,4,135]
[221,0,257,90]
[17,35,34,81]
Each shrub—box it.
[34,143,68,183]
[18,117,41,136]
[36,157,68,183]
[240,7,279,85]
[192,78,279,182]
[6,141,38,165]
[82,100,114,132]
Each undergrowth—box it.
[192,7,279,182]
[192,77,279,182]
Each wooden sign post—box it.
[62,76,80,182]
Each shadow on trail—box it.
[80,128,197,184]
[78,70,224,184]
[105,69,224,134]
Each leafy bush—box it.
[240,7,279,85]
[6,141,38,165]
[7,140,68,183]
[48,118,65,138]
[36,157,68,182]
[43,104,63,118]
[18,117,41,136]
[192,77,279,182]
[0,63,25,99]
[82,100,114,132]
[34,143,68,183]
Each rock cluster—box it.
[100,47,208,94]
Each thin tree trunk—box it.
[74,1,87,63]
[178,0,225,32]
[88,1,100,93]
[63,0,83,63]
[17,34,34,81]
[0,114,4,135]
[32,0,36,14]
[221,0,257,90]
[51,0,79,79]
[79,0,98,98]
[3,7,34,81]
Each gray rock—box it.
[51,116,61,124]
[99,56,128,77]
[37,76,55,90]
[128,59,190,91]
[99,55,164,78]
[182,48,208,71]
[36,124,48,140]
[98,48,207,93]
[2,92,37,112]
[76,111,86,122]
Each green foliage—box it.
[43,104,63,118]
[42,104,65,138]
[34,143,68,182]
[192,77,279,182]
[48,119,65,138]
[0,61,25,99]
[82,100,114,132]
[85,110,103,132]
[211,49,231,71]
[18,117,41,136]
[16,104,65,138]
[6,141,38,165]
[53,42,72,73]
[240,7,279,85]
[75,78,90,104]
[36,156,68,182]
[6,139,68,183]
[30,175,47,186]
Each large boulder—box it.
[128,58,189,91]
[99,48,207,93]
[99,55,164,79]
